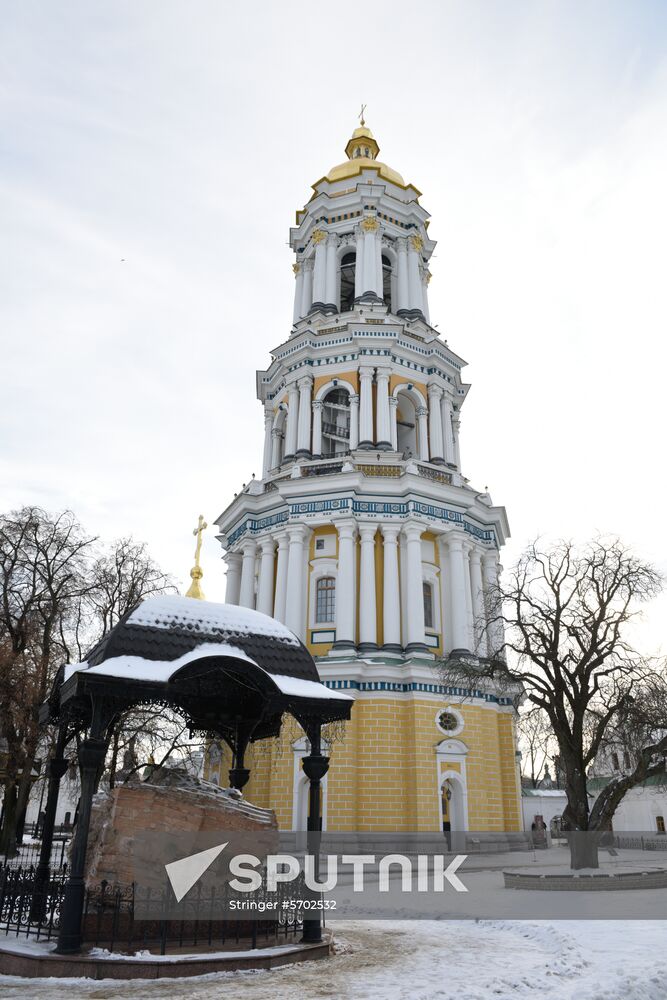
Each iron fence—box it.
[612,834,667,851]
[0,865,305,955]
[2,838,69,871]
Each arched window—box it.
[423,581,434,629]
[321,387,351,457]
[382,253,393,309]
[340,252,356,312]
[315,577,336,623]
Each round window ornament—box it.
[436,707,464,736]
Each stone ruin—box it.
[84,765,278,889]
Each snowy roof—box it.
[82,594,320,684]
[46,596,353,737]
[127,595,299,646]
[63,642,350,703]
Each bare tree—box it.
[444,537,667,868]
[0,512,176,854]
[0,508,94,854]
[517,707,554,789]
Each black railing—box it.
[2,838,69,871]
[0,865,68,941]
[613,834,667,851]
[0,866,304,955]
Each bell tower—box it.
[213,120,521,834]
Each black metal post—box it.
[55,736,107,954]
[228,721,254,791]
[29,725,69,923]
[301,723,329,945]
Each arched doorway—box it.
[439,771,467,851]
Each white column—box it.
[262,407,273,478]
[224,552,242,606]
[354,227,365,299]
[333,520,357,649]
[482,552,504,659]
[284,383,299,460]
[239,540,257,609]
[381,524,401,651]
[396,238,409,312]
[364,227,375,295]
[452,413,461,469]
[462,542,474,651]
[441,394,455,466]
[273,531,289,622]
[437,536,453,655]
[375,366,391,450]
[325,234,338,306]
[312,230,327,305]
[375,233,383,296]
[446,533,470,653]
[403,523,426,653]
[422,271,431,324]
[312,399,323,457]
[468,548,486,656]
[428,385,444,464]
[358,524,378,651]
[300,259,313,315]
[296,376,312,458]
[292,263,304,324]
[407,235,424,312]
[389,395,398,451]
[285,525,308,638]
[349,394,359,451]
[256,538,276,616]
[270,425,283,469]
[416,405,429,461]
[358,366,374,448]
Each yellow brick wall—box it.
[228,697,522,834]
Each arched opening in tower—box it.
[396,391,417,458]
[382,253,393,310]
[321,387,351,457]
[339,251,356,312]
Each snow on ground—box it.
[1,920,666,1000]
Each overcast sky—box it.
[2,1,666,648]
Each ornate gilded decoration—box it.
[410,234,424,252]
[361,217,379,233]
[355,464,402,478]
[311,228,326,244]
[292,263,301,274]
[185,514,207,600]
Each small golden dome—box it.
[324,121,407,188]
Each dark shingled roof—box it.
[83,595,320,683]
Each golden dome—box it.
[323,122,407,189]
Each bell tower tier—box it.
[211,120,521,835]
[216,121,509,663]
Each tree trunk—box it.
[0,781,18,856]
[568,831,599,870]
[14,758,35,846]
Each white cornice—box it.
[214,470,510,549]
